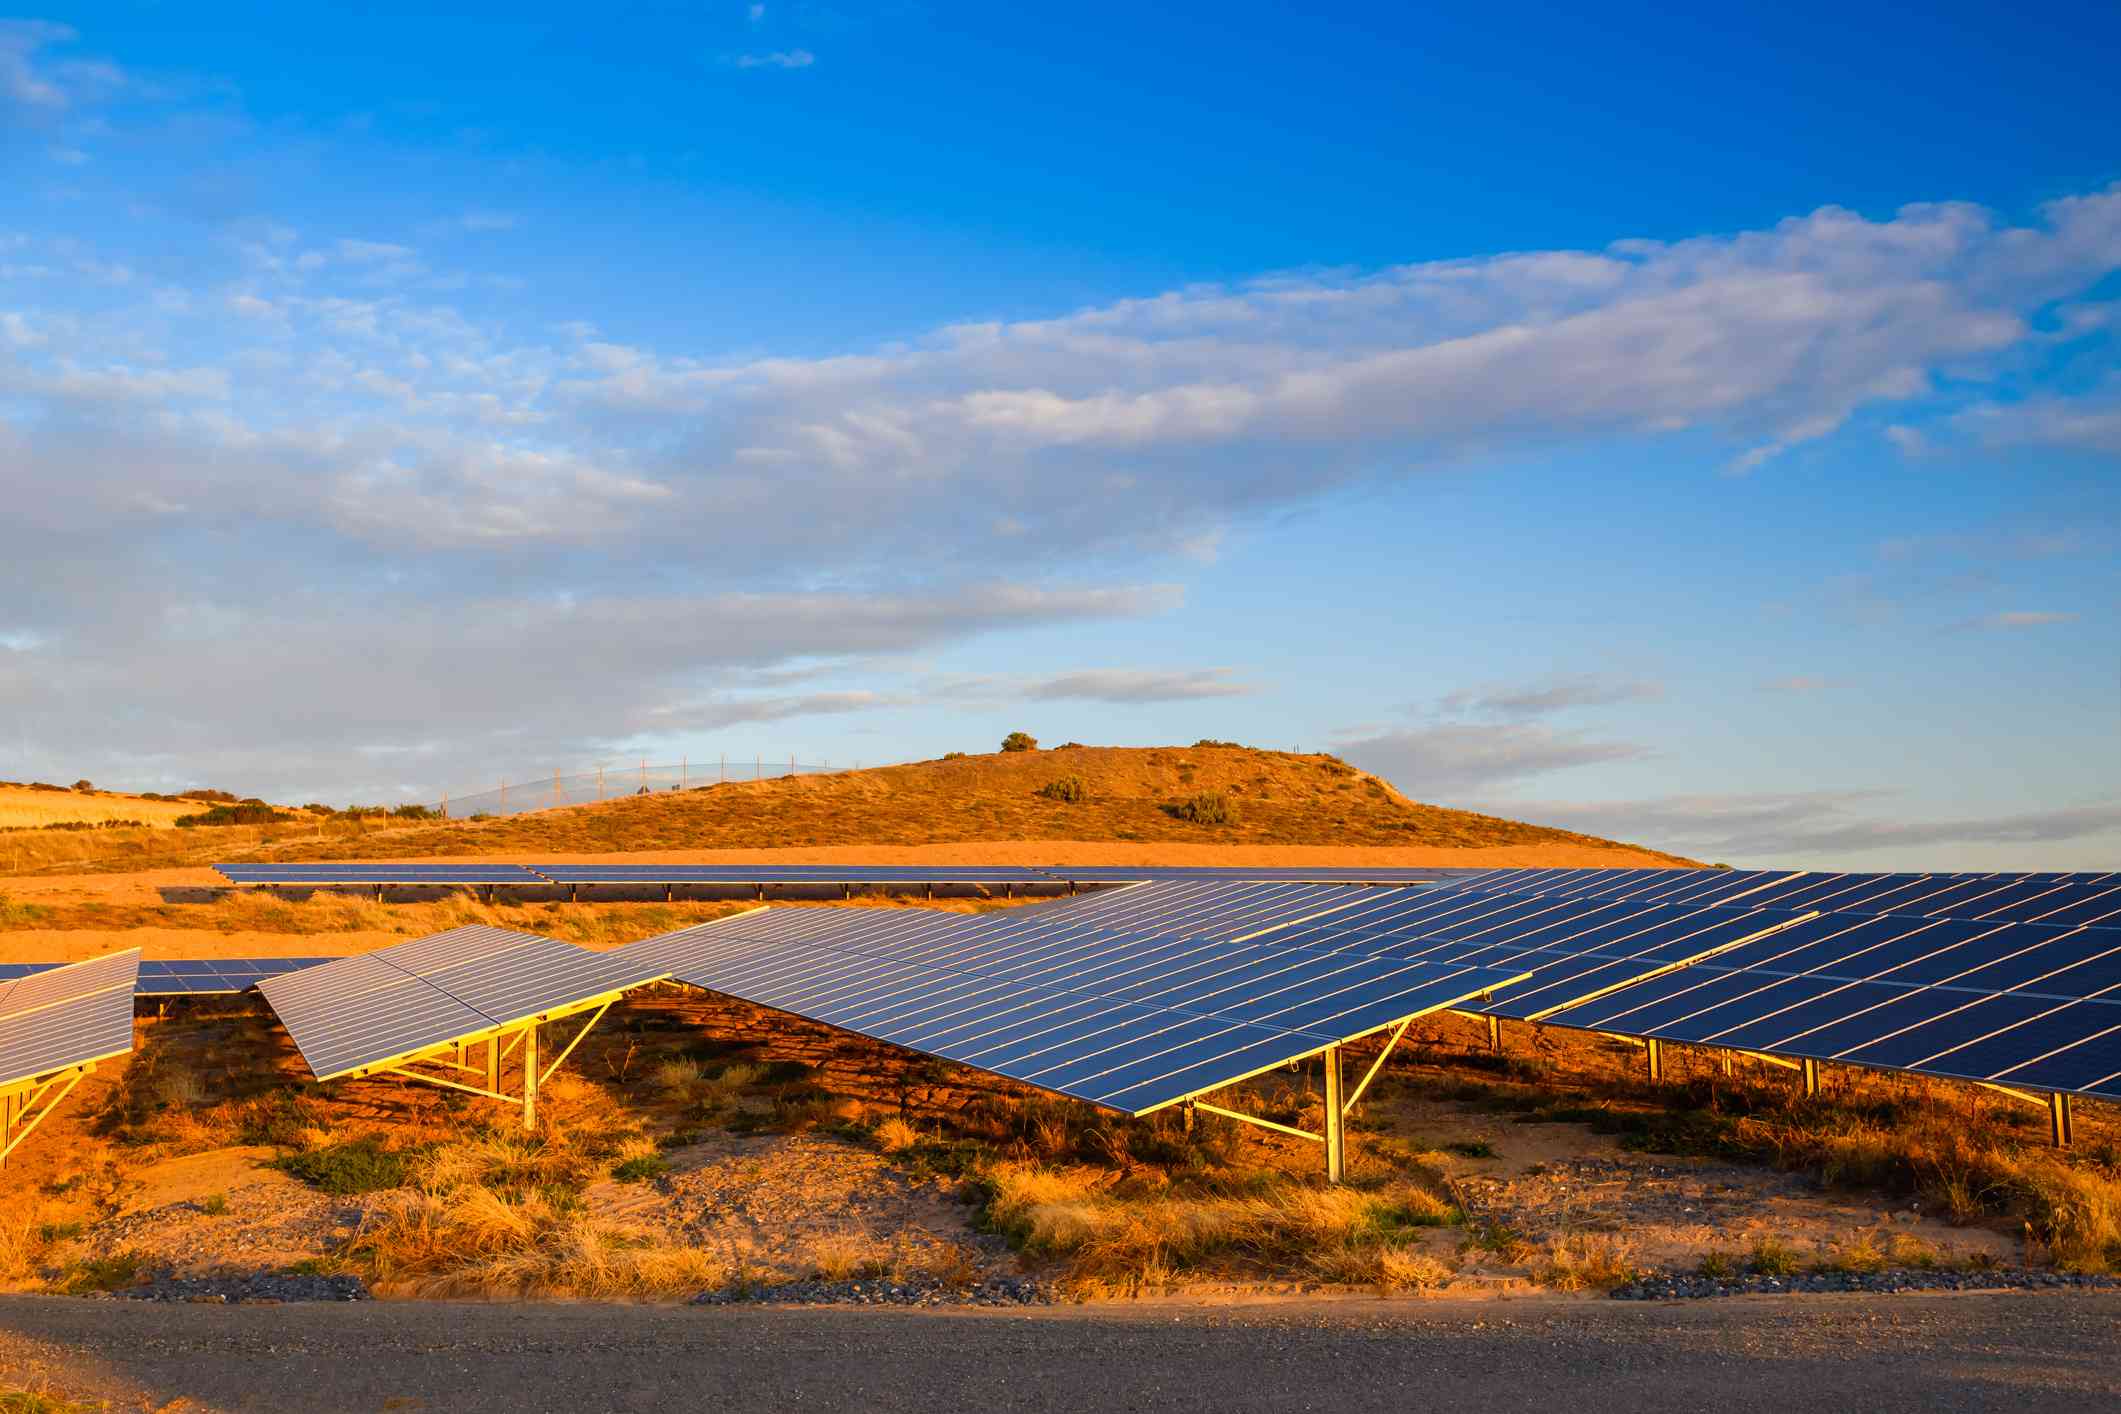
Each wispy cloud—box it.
[1498,792,2121,860]
[1760,675,1831,693]
[1439,674,1662,718]
[1950,610,2079,631]
[923,666,1253,705]
[1022,667,1253,703]
[734,49,814,69]
[1336,722,1651,798]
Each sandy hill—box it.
[249,745,1692,864]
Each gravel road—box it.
[3,1292,2117,1413]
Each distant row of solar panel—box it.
[0,957,334,995]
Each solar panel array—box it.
[257,926,670,1080]
[532,864,1056,885]
[215,863,546,885]
[617,881,1526,1114]
[1543,908,2121,1099]
[1432,867,2121,928]
[0,949,141,1088]
[1244,887,1819,1020]
[0,957,336,995]
[199,863,2121,1118]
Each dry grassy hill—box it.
[247,745,1692,863]
[0,782,199,830]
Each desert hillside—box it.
[241,745,1693,864]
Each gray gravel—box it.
[693,1273,1048,1306]
[118,1271,372,1304]
[2,1291,2117,1413]
[1615,1268,2121,1301]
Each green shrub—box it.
[612,1154,671,1184]
[1000,732,1038,753]
[56,1251,146,1294]
[273,1138,413,1194]
[1036,775,1087,803]
[175,802,292,827]
[1165,791,1233,826]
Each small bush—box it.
[57,1251,146,1294]
[199,1192,230,1217]
[1165,791,1233,826]
[1749,1238,1803,1276]
[940,752,968,761]
[611,1154,670,1184]
[1035,775,1086,803]
[1000,732,1038,753]
[274,1138,413,1195]
[178,788,239,802]
[69,779,93,792]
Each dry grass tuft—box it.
[872,1116,921,1152]
[1536,1232,1642,1291]
[980,1162,1457,1294]
[351,1185,729,1298]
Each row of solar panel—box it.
[213,863,1477,885]
[0,957,333,995]
[1432,867,2121,927]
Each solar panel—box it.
[1232,887,1820,1021]
[0,949,140,1087]
[1541,909,2121,1099]
[257,926,669,1081]
[531,864,1056,884]
[215,864,545,885]
[620,904,1526,1115]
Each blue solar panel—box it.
[1540,905,2121,1099]
[618,895,1527,1113]
[2,957,333,995]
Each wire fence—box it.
[434,755,893,820]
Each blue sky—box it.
[1,4,2116,867]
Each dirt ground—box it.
[8,993,2081,1300]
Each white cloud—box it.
[735,49,814,69]
[1336,722,1651,798]
[1760,675,1832,693]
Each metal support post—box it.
[1801,1057,1821,1098]
[1644,1037,1664,1083]
[1486,1013,1502,1054]
[1322,1045,1346,1184]
[2049,1091,2074,1148]
[521,1023,539,1131]
[485,1035,500,1094]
